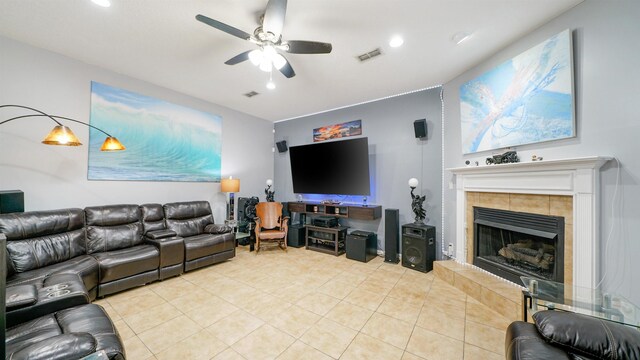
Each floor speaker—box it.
[384,208,400,263]
[402,223,436,272]
[0,190,24,214]
[413,119,427,139]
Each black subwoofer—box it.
[402,223,436,272]
[0,190,24,214]
[287,224,306,248]
[346,230,377,263]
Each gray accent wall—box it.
[0,36,274,222]
[274,88,443,255]
[443,1,640,304]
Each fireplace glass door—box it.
[473,207,564,284]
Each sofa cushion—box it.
[6,254,99,292]
[140,203,166,233]
[85,204,144,253]
[184,233,234,261]
[6,304,125,360]
[92,245,159,283]
[0,208,86,275]
[534,310,640,360]
[164,201,215,237]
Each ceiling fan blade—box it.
[286,40,332,54]
[278,56,296,78]
[224,50,253,65]
[196,14,251,41]
[263,0,287,38]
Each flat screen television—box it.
[289,137,370,196]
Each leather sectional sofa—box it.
[1,200,234,359]
[506,310,640,359]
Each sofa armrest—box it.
[10,333,97,360]
[145,229,178,240]
[204,223,232,234]
[505,321,571,360]
[6,284,38,310]
[534,310,640,360]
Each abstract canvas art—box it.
[313,119,362,142]
[460,29,575,154]
[88,82,222,181]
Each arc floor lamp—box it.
[0,104,125,151]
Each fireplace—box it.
[473,207,564,284]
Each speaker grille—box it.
[404,246,423,265]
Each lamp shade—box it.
[221,177,240,192]
[408,178,419,188]
[100,136,126,151]
[41,125,82,146]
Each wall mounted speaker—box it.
[276,140,288,153]
[413,119,427,139]
[384,208,400,263]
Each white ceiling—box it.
[0,0,582,122]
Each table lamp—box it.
[221,176,240,220]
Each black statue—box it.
[265,185,275,202]
[410,187,427,224]
[486,150,519,165]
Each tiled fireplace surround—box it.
[437,157,611,320]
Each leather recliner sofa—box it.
[0,201,234,300]
[163,201,235,272]
[505,310,640,359]
[1,200,234,360]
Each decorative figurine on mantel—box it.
[265,179,275,202]
[408,178,427,224]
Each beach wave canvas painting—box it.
[460,29,574,154]
[88,82,222,181]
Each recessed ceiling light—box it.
[451,32,472,45]
[389,35,404,48]
[266,81,276,90]
[91,0,111,8]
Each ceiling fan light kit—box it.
[196,0,332,80]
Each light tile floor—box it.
[94,245,511,360]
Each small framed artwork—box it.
[313,119,362,142]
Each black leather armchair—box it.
[163,201,235,272]
[85,204,160,297]
[506,310,640,360]
[5,304,125,360]
[0,208,100,299]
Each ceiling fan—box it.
[196,0,332,79]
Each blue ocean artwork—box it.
[88,82,222,181]
[460,30,575,154]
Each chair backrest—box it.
[256,202,283,230]
[85,204,143,254]
[0,208,86,275]
[140,203,166,234]
[163,201,214,237]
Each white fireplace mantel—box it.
[447,156,612,290]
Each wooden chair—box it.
[254,202,289,253]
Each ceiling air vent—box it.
[357,48,383,62]
[243,91,259,98]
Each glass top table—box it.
[521,276,640,328]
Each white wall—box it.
[274,88,443,253]
[0,36,274,222]
[442,1,640,304]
